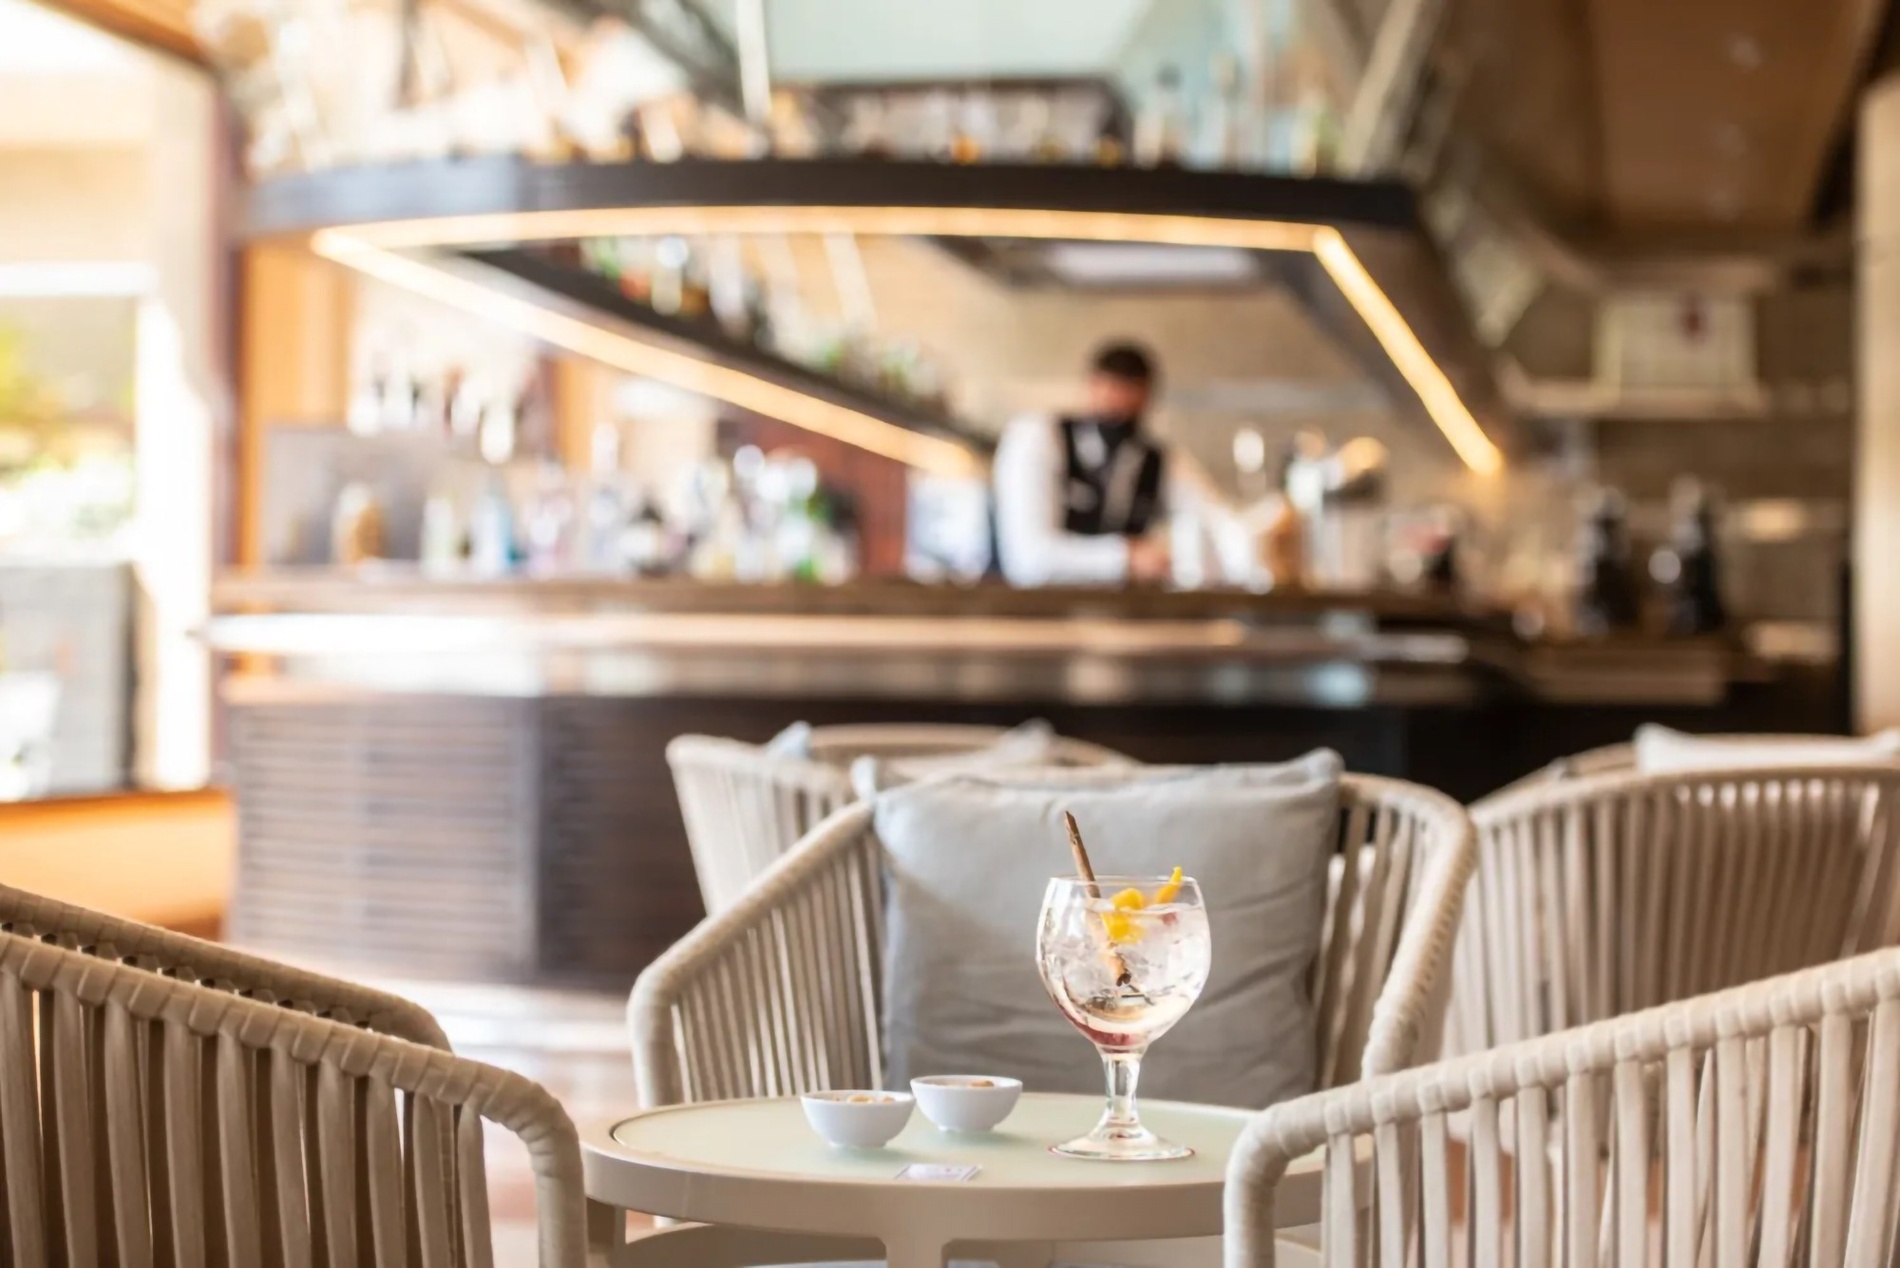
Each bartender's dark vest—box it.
[1059,417,1166,536]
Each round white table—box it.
[581,1093,1329,1268]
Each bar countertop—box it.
[204,568,1754,708]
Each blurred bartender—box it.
[994,342,1248,587]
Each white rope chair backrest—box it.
[800,723,1132,768]
[1315,775,1476,1085]
[1450,762,1900,1059]
[1226,945,1900,1268]
[667,725,1133,915]
[0,927,586,1267]
[631,772,1476,1107]
[0,881,449,1047]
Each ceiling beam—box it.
[1301,0,1371,100]
[1338,0,1447,177]
[1793,0,1888,220]
[43,0,202,63]
[1446,149,1850,295]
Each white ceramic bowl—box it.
[909,1076,1023,1133]
[800,1091,915,1148]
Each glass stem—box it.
[1102,1050,1145,1132]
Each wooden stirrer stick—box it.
[1062,810,1137,992]
[1063,811,1098,892]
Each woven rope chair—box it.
[0,880,448,1046]
[667,724,1133,915]
[1484,730,1896,800]
[1449,762,1900,1059]
[0,926,592,1267]
[631,773,1475,1109]
[1226,945,1900,1268]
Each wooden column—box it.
[551,355,612,471]
[236,245,353,565]
[1858,76,1900,731]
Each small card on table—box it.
[895,1163,980,1182]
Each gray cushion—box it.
[873,751,1342,1110]
[764,721,815,759]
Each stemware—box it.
[1035,873,1211,1160]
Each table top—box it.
[581,1093,1326,1245]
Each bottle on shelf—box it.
[843,94,893,159]
[522,462,576,575]
[467,470,517,577]
[329,482,385,566]
[651,236,689,316]
[1657,476,1726,636]
[707,237,753,339]
[1575,488,1642,637]
[419,487,463,574]
[1133,66,1186,167]
[1200,55,1244,169]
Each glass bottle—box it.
[1200,55,1243,169]
[1134,66,1185,167]
[1575,488,1641,637]
[1659,477,1726,635]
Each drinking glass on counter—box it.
[1035,873,1210,1160]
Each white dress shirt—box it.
[992,414,1253,588]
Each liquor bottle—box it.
[678,238,712,319]
[1134,66,1186,167]
[1575,488,1641,637]
[467,471,517,577]
[329,482,385,566]
[921,90,958,162]
[419,489,463,574]
[1659,477,1726,635]
[651,236,689,316]
[1200,55,1243,169]
[1014,94,1055,162]
[845,94,893,158]
[707,237,752,339]
[947,92,983,164]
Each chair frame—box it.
[1450,762,1900,1057]
[1226,946,1900,1268]
[631,773,1476,1109]
[667,724,1132,915]
[0,926,591,1267]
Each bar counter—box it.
[207,570,1835,989]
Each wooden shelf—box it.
[466,247,988,450]
[244,156,1421,240]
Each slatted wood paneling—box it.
[229,695,539,980]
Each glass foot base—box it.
[1050,1126,1193,1162]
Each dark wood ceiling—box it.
[1434,0,1886,241]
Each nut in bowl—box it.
[799,1091,915,1148]
[910,1076,1023,1133]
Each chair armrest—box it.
[629,802,884,1107]
[2,928,588,1267]
[0,882,449,1047]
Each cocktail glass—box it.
[1035,874,1210,1160]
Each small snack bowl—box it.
[910,1076,1024,1133]
[800,1091,915,1148]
